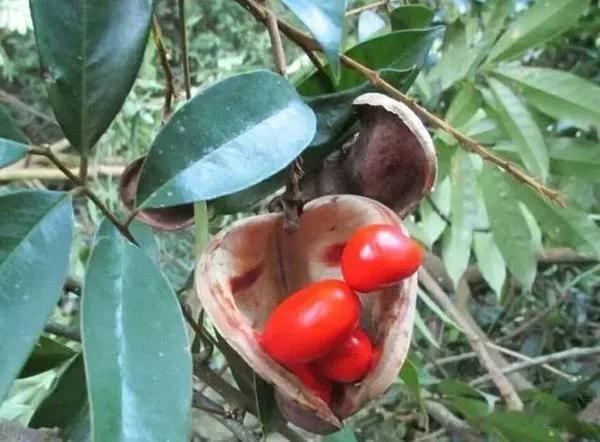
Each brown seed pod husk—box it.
[195,195,417,433]
[119,156,194,231]
[301,93,437,217]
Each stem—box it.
[152,15,177,119]
[177,0,192,99]
[78,156,88,182]
[194,202,210,254]
[345,0,388,16]
[233,0,562,205]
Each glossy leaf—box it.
[0,105,27,142]
[487,0,589,63]
[548,137,600,181]
[390,5,434,30]
[297,27,440,95]
[0,190,73,401]
[281,0,347,78]
[480,165,536,289]
[493,66,600,130]
[82,235,192,441]
[357,11,386,42]
[442,151,477,286]
[137,70,316,208]
[19,337,76,378]
[29,354,88,439]
[488,78,549,182]
[95,218,158,262]
[0,137,28,169]
[509,178,600,258]
[30,0,154,154]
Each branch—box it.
[0,165,124,181]
[234,0,562,205]
[44,321,81,342]
[423,400,480,441]
[471,347,600,386]
[177,0,192,99]
[345,0,388,17]
[418,268,523,410]
[151,15,177,120]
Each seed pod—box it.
[119,156,194,231]
[195,195,417,433]
[301,93,437,217]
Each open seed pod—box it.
[195,195,417,433]
[302,93,437,217]
[119,156,194,231]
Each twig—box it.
[0,165,124,181]
[429,352,477,368]
[471,347,600,386]
[79,156,88,182]
[44,322,81,342]
[485,342,577,382]
[177,0,192,100]
[345,0,388,17]
[418,268,523,410]
[151,15,177,120]
[422,399,480,440]
[234,0,562,204]
[28,146,137,244]
[264,5,287,75]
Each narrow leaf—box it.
[488,78,549,182]
[413,311,440,349]
[493,66,600,130]
[82,236,192,441]
[473,232,506,298]
[137,70,316,208]
[0,190,73,401]
[480,165,536,289]
[30,0,154,154]
[0,137,28,169]
[548,137,600,181]
[398,358,421,400]
[281,0,347,78]
[390,5,435,30]
[487,0,589,63]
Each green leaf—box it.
[95,218,158,262]
[416,178,449,248]
[137,70,316,208]
[390,5,435,30]
[480,165,536,289]
[0,105,28,143]
[487,78,549,182]
[19,337,76,378]
[473,232,506,298]
[253,373,279,433]
[323,427,358,442]
[487,0,589,63]
[0,137,28,169]
[297,27,440,95]
[0,190,73,401]
[418,288,460,330]
[29,354,88,440]
[493,66,600,130]
[357,11,386,42]
[479,0,515,54]
[548,137,600,181]
[445,82,482,129]
[480,411,562,442]
[398,358,421,400]
[82,236,192,441]
[281,0,347,78]
[442,151,477,286]
[30,0,154,154]
[508,177,600,258]
[413,311,440,349]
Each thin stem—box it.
[194,202,210,255]
[264,3,287,76]
[345,0,388,16]
[79,156,88,182]
[177,0,192,99]
[152,15,177,119]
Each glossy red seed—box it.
[341,224,422,293]
[313,329,373,383]
[259,280,360,365]
[287,364,333,405]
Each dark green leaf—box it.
[215,332,255,398]
[323,427,358,442]
[357,11,386,42]
[30,0,154,154]
[390,5,434,30]
[493,66,600,130]
[137,70,316,208]
[398,358,421,400]
[508,177,600,258]
[0,190,73,401]
[487,0,589,63]
[253,372,279,432]
[445,82,482,128]
[0,138,28,169]
[442,150,477,286]
[480,165,536,289]
[94,218,158,261]
[488,78,549,182]
[548,137,600,181]
[480,411,562,442]
[0,105,28,143]
[281,0,346,78]
[82,235,192,441]
[29,354,88,439]
[297,27,440,95]
[446,397,490,421]
[19,337,76,378]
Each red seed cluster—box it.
[259,224,422,405]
